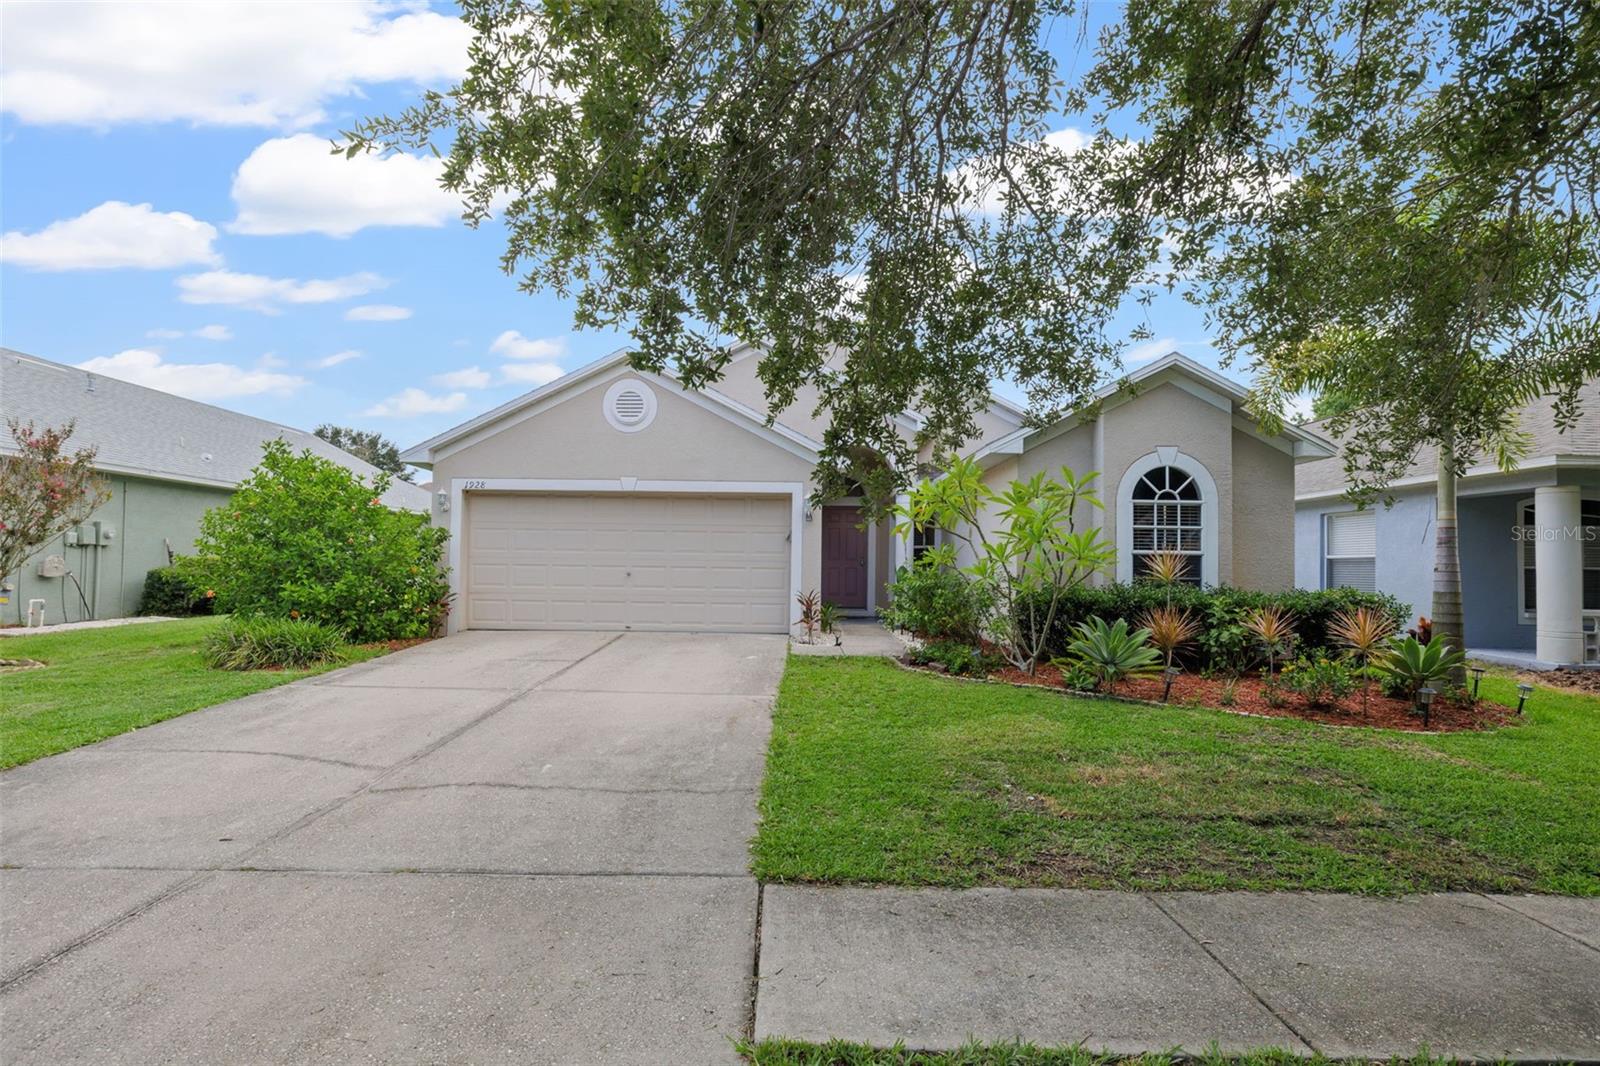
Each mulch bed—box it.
[1529,667,1600,697]
[967,660,1517,733]
[357,637,432,654]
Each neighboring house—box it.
[401,347,1332,636]
[1294,380,1600,667]
[1,349,430,626]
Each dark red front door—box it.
[821,506,869,609]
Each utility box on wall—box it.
[37,554,68,578]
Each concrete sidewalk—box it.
[754,886,1600,1061]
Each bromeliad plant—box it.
[1056,616,1162,695]
[895,456,1115,674]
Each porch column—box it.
[890,492,911,577]
[1534,485,1585,664]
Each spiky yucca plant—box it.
[1140,549,1192,606]
[1330,606,1397,716]
[1243,604,1296,676]
[1142,604,1200,674]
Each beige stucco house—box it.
[400,347,1333,635]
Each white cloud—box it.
[315,349,362,369]
[345,303,413,322]
[176,269,385,313]
[363,387,467,417]
[230,134,458,237]
[257,352,287,369]
[0,2,472,128]
[490,330,566,360]
[432,366,492,389]
[193,324,232,341]
[76,348,305,400]
[501,362,565,387]
[1123,337,1213,365]
[0,201,220,271]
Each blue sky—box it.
[0,1,1221,454]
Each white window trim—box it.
[1322,510,1377,592]
[1516,494,1600,626]
[1115,448,1219,586]
[824,496,877,616]
[446,478,806,636]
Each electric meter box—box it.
[95,523,117,544]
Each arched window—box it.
[1130,465,1204,584]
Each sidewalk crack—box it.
[1145,895,1320,1055]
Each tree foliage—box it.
[314,424,415,482]
[194,441,450,641]
[0,420,110,585]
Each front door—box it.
[821,505,869,609]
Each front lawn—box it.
[754,658,1599,895]
[0,618,385,769]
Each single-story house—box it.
[1,348,430,626]
[1294,381,1600,667]
[400,347,1333,636]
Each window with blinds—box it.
[1324,510,1376,592]
[1519,499,1600,618]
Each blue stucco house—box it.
[1294,382,1600,668]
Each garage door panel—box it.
[466,493,789,633]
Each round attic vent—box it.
[603,379,657,432]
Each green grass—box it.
[754,658,1600,895]
[0,618,386,769]
[737,1038,1462,1065]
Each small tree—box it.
[0,420,110,586]
[314,425,415,482]
[193,441,449,641]
[895,457,1115,675]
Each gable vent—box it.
[603,379,658,432]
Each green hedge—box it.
[1018,583,1411,671]
[136,561,215,617]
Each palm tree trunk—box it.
[1432,438,1468,684]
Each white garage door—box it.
[465,493,791,632]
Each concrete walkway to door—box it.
[1,631,783,1065]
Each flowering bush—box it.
[193,440,449,641]
[0,419,109,585]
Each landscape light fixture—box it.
[1516,682,1533,716]
[1469,666,1485,699]
[1417,686,1436,729]
[1162,665,1181,703]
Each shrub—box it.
[1017,583,1409,671]
[204,617,347,670]
[192,440,449,642]
[1280,653,1357,708]
[909,639,1001,677]
[137,560,215,617]
[881,558,993,644]
[1142,604,1199,672]
[1055,616,1161,694]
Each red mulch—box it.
[975,661,1517,733]
[358,637,432,654]
[1532,668,1600,696]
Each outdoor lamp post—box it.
[1516,683,1533,715]
[1470,666,1485,700]
[1417,686,1437,729]
[1162,666,1181,703]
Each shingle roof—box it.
[1295,377,1600,499]
[0,348,430,511]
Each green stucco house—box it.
[1,348,430,627]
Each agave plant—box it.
[1057,615,1161,695]
[1379,635,1467,700]
[1329,606,1398,716]
[1141,604,1200,674]
[1243,604,1296,675]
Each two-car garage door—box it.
[465,493,791,633]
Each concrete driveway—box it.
[1,631,784,1064]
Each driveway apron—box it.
[1,631,783,1065]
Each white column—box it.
[890,492,911,577]
[1534,485,1585,664]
